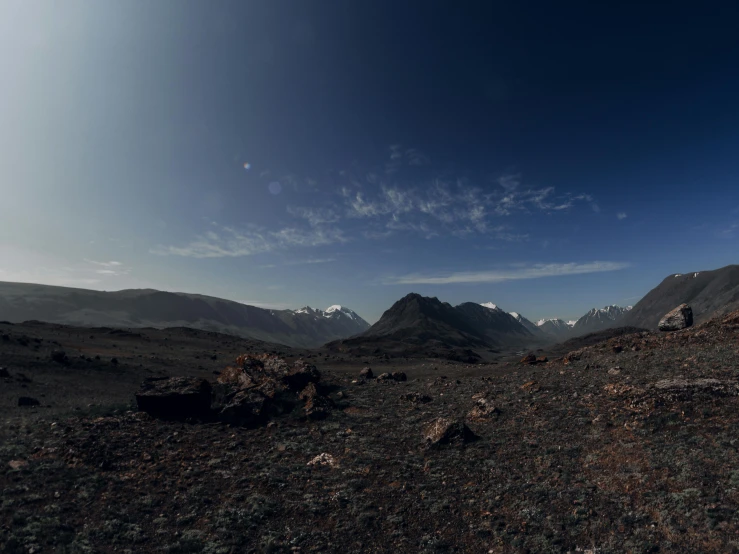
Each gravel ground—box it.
[3,312,739,552]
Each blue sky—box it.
[1,1,738,323]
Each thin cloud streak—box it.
[151,224,348,258]
[384,261,631,285]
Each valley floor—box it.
[3,314,739,552]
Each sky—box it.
[1,1,739,323]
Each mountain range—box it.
[1,263,737,352]
[0,281,369,348]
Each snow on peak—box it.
[294,307,312,315]
[537,318,568,328]
[480,302,499,310]
[509,312,520,319]
[566,320,577,327]
[324,304,360,321]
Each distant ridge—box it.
[0,281,369,348]
[571,305,632,335]
[326,293,535,358]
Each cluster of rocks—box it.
[135,354,334,426]
[519,353,548,365]
[358,367,407,382]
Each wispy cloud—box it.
[154,151,602,257]
[383,261,630,285]
[84,259,132,276]
[151,224,347,258]
[284,257,337,266]
[717,222,738,239]
[617,212,628,220]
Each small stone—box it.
[467,394,500,421]
[307,453,339,468]
[400,392,432,403]
[608,367,622,375]
[376,372,392,381]
[8,460,28,470]
[423,417,478,448]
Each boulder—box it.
[219,390,270,426]
[376,372,392,381]
[359,367,374,379]
[299,382,333,420]
[18,397,40,407]
[284,360,321,391]
[423,417,478,448]
[658,304,693,331]
[519,354,537,365]
[135,377,212,420]
[50,350,69,364]
[219,354,319,392]
[391,371,407,382]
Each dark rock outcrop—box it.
[658,304,693,331]
[218,390,271,426]
[17,396,40,407]
[216,354,333,423]
[135,377,212,420]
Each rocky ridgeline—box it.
[136,354,334,426]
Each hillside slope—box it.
[622,265,739,329]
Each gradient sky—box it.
[2,1,739,323]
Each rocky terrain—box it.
[3,308,739,552]
[0,282,369,348]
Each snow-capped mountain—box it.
[571,305,632,335]
[290,305,370,342]
[508,311,544,336]
[479,302,500,311]
[324,305,365,322]
[535,318,572,339]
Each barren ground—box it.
[3,314,739,553]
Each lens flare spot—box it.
[268,181,282,195]
[243,162,251,170]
